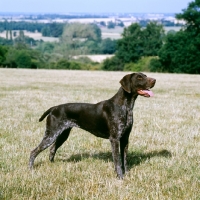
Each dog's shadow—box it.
[60,149,172,169]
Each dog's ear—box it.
[120,74,133,93]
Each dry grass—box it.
[0,69,199,200]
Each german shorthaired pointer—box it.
[29,72,156,179]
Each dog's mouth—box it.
[137,89,154,97]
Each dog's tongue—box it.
[144,90,154,97]
[138,90,154,97]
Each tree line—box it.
[0,21,64,37]
[102,0,200,74]
[0,23,117,70]
[0,0,200,74]
[0,18,180,36]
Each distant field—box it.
[101,27,124,39]
[101,26,182,39]
[164,26,182,32]
[74,54,114,62]
[0,30,59,42]
[0,26,182,42]
[0,69,199,199]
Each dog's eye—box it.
[137,76,143,80]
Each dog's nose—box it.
[149,78,156,86]
[151,78,156,84]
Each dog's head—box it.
[120,72,156,97]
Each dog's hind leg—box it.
[49,128,72,162]
[29,114,65,169]
[29,128,62,169]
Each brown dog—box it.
[29,72,156,179]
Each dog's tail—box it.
[39,107,55,122]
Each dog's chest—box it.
[114,106,133,135]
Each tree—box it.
[42,23,64,37]
[100,21,106,27]
[5,48,18,68]
[158,0,200,74]
[89,24,101,42]
[0,37,13,45]
[6,30,8,40]
[0,45,8,66]
[118,21,124,27]
[37,42,55,53]
[61,23,101,42]
[41,26,51,37]
[142,22,164,56]
[176,0,200,35]
[15,50,32,68]
[159,29,200,74]
[49,23,64,37]
[116,23,143,63]
[4,45,44,68]
[13,31,17,37]
[107,21,115,29]
[60,23,102,55]
[100,38,117,54]
[116,22,164,64]
[10,30,13,41]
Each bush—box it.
[30,60,38,69]
[56,59,71,69]
[69,62,81,70]
[124,57,152,72]
[72,56,93,64]
[124,62,142,72]
[43,62,56,69]
[148,57,163,72]
[15,50,32,68]
[0,45,8,66]
[101,56,124,71]
[54,59,82,70]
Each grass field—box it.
[0,69,199,199]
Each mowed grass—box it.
[0,69,199,200]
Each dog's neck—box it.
[111,87,138,110]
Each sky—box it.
[0,0,192,14]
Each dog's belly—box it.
[79,119,110,139]
[85,128,110,139]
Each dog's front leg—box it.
[110,137,123,179]
[120,135,129,174]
